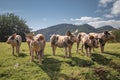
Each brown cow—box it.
[6,33,22,55]
[50,31,77,57]
[81,34,99,57]
[26,34,46,63]
[89,31,115,53]
[98,31,115,53]
[76,32,87,53]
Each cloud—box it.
[70,16,102,23]
[98,0,120,18]
[88,20,120,28]
[111,0,120,16]
[70,16,120,28]
[104,14,114,18]
[98,0,114,7]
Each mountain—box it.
[35,24,115,41]
[97,25,115,32]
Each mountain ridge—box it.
[35,23,115,41]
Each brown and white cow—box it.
[50,31,77,57]
[98,31,115,53]
[26,33,46,63]
[81,34,99,57]
[6,33,22,55]
[76,32,87,53]
[89,31,115,53]
[89,32,99,52]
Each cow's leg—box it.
[52,45,56,56]
[85,48,88,56]
[65,47,68,57]
[81,44,84,53]
[16,46,17,53]
[38,51,42,63]
[93,48,95,52]
[16,46,20,54]
[27,42,31,56]
[42,40,46,58]
[31,49,34,61]
[100,43,105,53]
[76,41,80,53]
[89,47,92,57]
[68,46,72,57]
[18,46,20,54]
[12,46,15,55]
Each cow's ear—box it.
[66,31,72,36]
[89,35,94,39]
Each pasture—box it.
[0,42,120,80]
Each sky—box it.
[0,0,120,31]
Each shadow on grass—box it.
[91,53,112,65]
[65,57,94,67]
[18,53,28,57]
[34,57,71,80]
[104,51,120,58]
[13,53,28,57]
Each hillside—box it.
[97,25,115,32]
[35,24,115,41]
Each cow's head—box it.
[66,31,77,42]
[103,31,115,40]
[89,35,99,48]
[6,33,16,44]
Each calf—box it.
[50,31,76,57]
[27,34,46,63]
[81,34,99,57]
[6,33,22,55]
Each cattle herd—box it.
[6,30,115,63]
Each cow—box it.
[6,33,22,55]
[76,32,87,53]
[25,33,35,56]
[89,31,115,53]
[26,33,46,63]
[80,34,99,57]
[98,31,115,53]
[89,32,99,52]
[50,31,77,57]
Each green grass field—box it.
[0,42,120,80]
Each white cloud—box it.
[88,20,120,28]
[104,14,114,18]
[70,16,120,28]
[70,16,102,23]
[98,0,120,18]
[111,0,120,16]
[98,0,114,7]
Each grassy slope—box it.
[0,42,120,80]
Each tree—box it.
[0,13,30,42]
[112,29,120,42]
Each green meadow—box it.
[0,42,120,80]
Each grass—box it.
[0,42,120,80]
